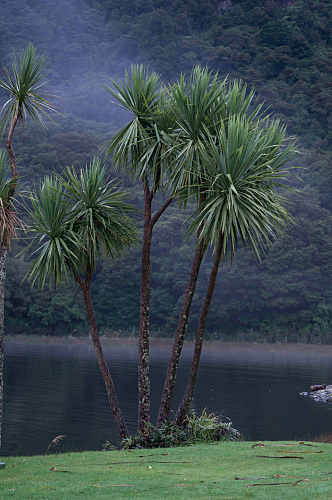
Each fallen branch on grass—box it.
[255,455,305,459]
[246,479,308,488]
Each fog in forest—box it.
[0,0,331,343]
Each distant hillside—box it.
[1,0,332,342]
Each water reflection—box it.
[2,340,332,455]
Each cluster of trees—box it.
[0,0,332,343]
[0,46,295,440]
[6,185,332,345]
[0,0,332,442]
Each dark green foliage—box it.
[106,409,241,449]
[1,0,332,144]
[1,0,332,342]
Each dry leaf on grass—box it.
[50,467,72,473]
[252,442,318,449]
[235,476,283,480]
[138,453,169,457]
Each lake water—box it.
[2,338,332,456]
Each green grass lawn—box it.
[1,441,332,499]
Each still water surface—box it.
[2,339,332,455]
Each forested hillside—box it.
[1,0,332,342]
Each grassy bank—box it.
[1,441,332,499]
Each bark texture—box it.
[0,243,7,449]
[138,181,153,432]
[174,231,223,425]
[6,106,20,194]
[138,227,152,428]
[156,191,206,427]
[138,177,173,433]
[156,240,204,426]
[78,268,129,439]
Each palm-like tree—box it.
[103,64,296,433]
[0,43,58,182]
[25,158,137,439]
[0,149,22,448]
[174,116,296,425]
[0,44,58,449]
[157,70,264,426]
[103,66,175,432]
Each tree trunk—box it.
[138,181,153,433]
[138,186,174,433]
[156,191,206,427]
[174,231,223,426]
[0,242,7,449]
[6,106,20,197]
[156,240,204,426]
[79,270,129,439]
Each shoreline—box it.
[5,334,332,355]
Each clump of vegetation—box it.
[311,432,332,443]
[103,409,241,450]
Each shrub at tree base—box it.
[103,409,241,450]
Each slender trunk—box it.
[174,231,223,426]
[156,240,204,426]
[138,177,173,433]
[156,192,206,427]
[0,242,7,449]
[138,179,153,433]
[138,186,173,433]
[78,268,129,439]
[6,106,21,197]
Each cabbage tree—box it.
[0,43,58,448]
[25,159,137,439]
[103,66,175,432]
[157,71,265,426]
[0,43,58,183]
[174,117,296,424]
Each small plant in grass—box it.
[103,409,241,450]
[45,435,66,455]
[102,441,117,451]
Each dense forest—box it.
[1,0,332,342]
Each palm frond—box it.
[24,158,138,289]
[0,43,60,134]
[103,65,161,164]
[185,115,297,260]
[102,66,176,193]
[167,68,266,206]
[23,176,79,289]
[60,157,138,270]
